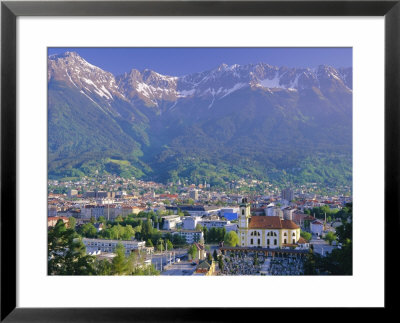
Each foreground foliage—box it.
[48,220,160,275]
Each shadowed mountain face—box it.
[48,52,352,187]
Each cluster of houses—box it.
[48,177,350,275]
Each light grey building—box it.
[83,238,146,255]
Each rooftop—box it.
[248,216,299,230]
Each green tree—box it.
[121,225,136,240]
[95,259,113,275]
[112,243,128,275]
[300,230,312,242]
[48,220,96,275]
[318,241,352,275]
[324,232,337,245]
[146,239,154,247]
[253,253,259,266]
[207,252,213,263]
[188,244,197,260]
[336,220,352,244]
[166,239,173,251]
[202,226,208,243]
[68,216,76,230]
[156,239,164,252]
[218,255,224,271]
[80,223,97,238]
[303,249,318,275]
[213,249,218,261]
[220,227,226,242]
[140,218,153,241]
[224,231,239,247]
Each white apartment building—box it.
[162,215,182,230]
[83,238,146,255]
[182,216,202,230]
[171,230,204,244]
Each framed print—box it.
[1,0,398,321]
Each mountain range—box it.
[48,51,352,188]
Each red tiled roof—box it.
[312,220,323,225]
[48,216,68,221]
[298,237,308,244]
[194,242,205,250]
[248,216,299,230]
[281,220,300,229]
[249,216,282,229]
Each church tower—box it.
[238,198,251,230]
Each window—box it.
[292,232,296,237]
[274,239,277,245]
[284,239,287,244]
[242,210,244,215]
[284,232,287,236]
[258,239,260,245]
[292,239,296,244]
[267,239,270,245]
[251,239,253,245]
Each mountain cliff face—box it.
[116,62,352,107]
[48,52,352,186]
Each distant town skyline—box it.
[48,47,352,76]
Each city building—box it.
[310,220,324,236]
[161,215,182,230]
[48,216,69,227]
[194,260,215,276]
[265,205,283,219]
[171,230,204,244]
[48,206,58,217]
[83,238,146,255]
[182,216,201,230]
[84,191,115,199]
[237,198,302,248]
[281,187,294,202]
[166,205,221,217]
[68,189,78,198]
[220,207,239,220]
[192,242,206,261]
[283,207,295,221]
[224,223,238,232]
[189,189,199,201]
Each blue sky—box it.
[48,47,352,76]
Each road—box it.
[310,236,335,256]
[148,249,188,272]
[161,261,197,276]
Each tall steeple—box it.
[238,197,251,229]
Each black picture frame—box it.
[1,0,398,321]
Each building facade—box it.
[310,220,324,236]
[281,187,294,202]
[171,230,204,244]
[237,199,301,248]
[83,238,146,255]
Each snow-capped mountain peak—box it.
[48,51,125,102]
[49,52,352,110]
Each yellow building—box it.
[238,198,301,248]
[194,260,216,276]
